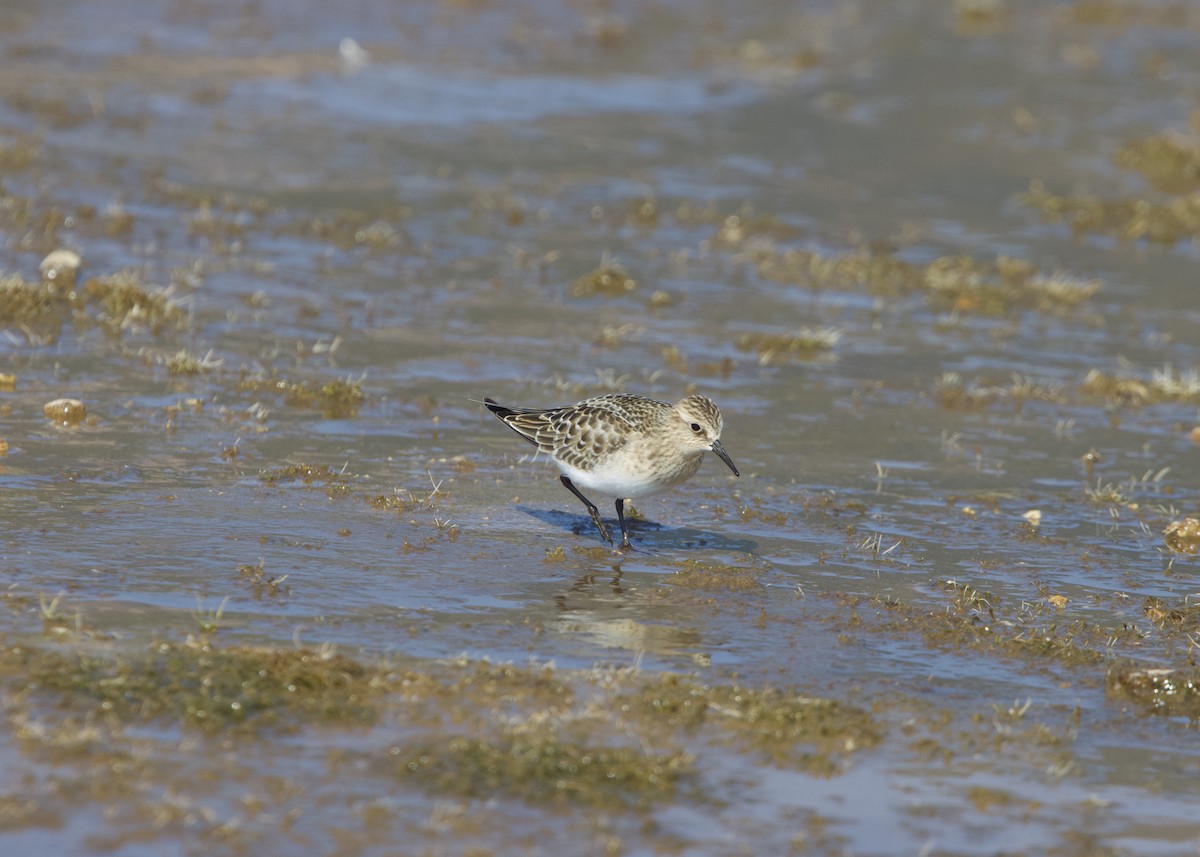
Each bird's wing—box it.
[543,400,637,469]
[486,396,639,467]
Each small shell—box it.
[44,397,86,427]
[39,249,83,289]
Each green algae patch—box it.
[2,641,388,733]
[706,210,804,247]
[926,598,1106,668]
[438,659,575,710]
[1080,366,1200,406]
[389,731,691,809]
[275,206,410,251]
[379,661,689,809]
[0,133,40,171]
[1107,666,1200,721]
[751,246,919,296]
[934,371,1065,412]
[388,659,576,719]
[381,665,880,807]
[163,348,221,375]
[0,268,186,343]
[921,256,1098,316]
[1060,2,1200,28]
[965,785,1041,814]
[867,583,1109,670]
[1115,134,1200,194]
[0,635,889,820]
[735,327,841,365]
[309,377,366,417]
[85,270,186,334]
[1021,180,1200,244]
[0,273,80,340]
[747,246,1099,316]
[623,674,881,775]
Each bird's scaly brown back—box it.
[485,394,670,471]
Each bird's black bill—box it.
[711,440,740,477]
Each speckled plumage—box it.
[484,393,739,548]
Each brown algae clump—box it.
[240,374,365,418]
[1142,596,1200,631]
[259,462,348,486]
[1107,666,1200,721]
[237,560,290,599]
[1163,518,1200,554]
[668,558,763,592]
[570,258,637,297]
[259,462,367,500]
[367,490,437,515]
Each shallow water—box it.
[2,0,1200,854]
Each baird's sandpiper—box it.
[484,393,739,548]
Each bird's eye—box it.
[690,423,702,433]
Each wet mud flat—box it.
[2,1,1200,854]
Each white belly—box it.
[557,449,705,499]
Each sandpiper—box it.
[484,393,739,548]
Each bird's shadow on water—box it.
[515,506,759,555]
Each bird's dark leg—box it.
[614,498,633,550]
[559,476,612,545]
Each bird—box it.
[484,393,739,548]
